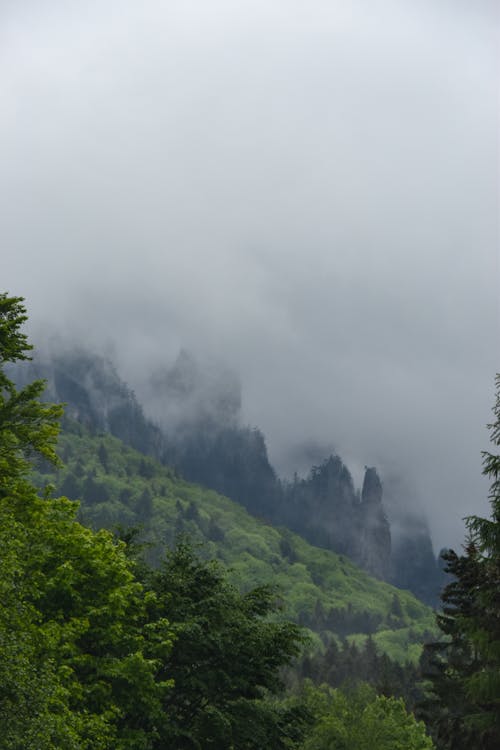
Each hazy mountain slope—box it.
[16,347,441,603]
[34,422,436,664]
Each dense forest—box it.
[1,293,499,748]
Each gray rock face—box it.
[358,468,392,579]
[280,460,392,580]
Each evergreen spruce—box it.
[421,375,500,749]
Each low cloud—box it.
[1,0,498,550]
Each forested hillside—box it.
[34,420,436,666]
[17,347,442,603]
[1,293,442,749]
[8,292,500,748]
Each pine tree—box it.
[421,375,500,749]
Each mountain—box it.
[33,419,436,665]
[14,346,442,603]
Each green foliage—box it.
[1,487,306,748]
[1,293,441,748]
[0,500,78,749]
[143,541,307,748]
[296,634,423,709]
[301,682,434,749]
[0,293,31,363]
[421,375,500,749]
[27,346,442,603]
[0,294,63,491]
[0,486,174,749]
[0,294,174,747]
[36,425,437,664]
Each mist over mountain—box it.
[143,350,242,435]
[112,347,480,601]
[14,344,443,603]
[2,0,498,554]
[2,3,499,745]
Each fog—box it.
[2,0,499,551]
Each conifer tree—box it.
[0,293,63,491]
[421,375,500,749]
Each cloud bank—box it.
[1,0,499,550]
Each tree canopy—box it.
[301,682,433,750]
[146,541,307,748]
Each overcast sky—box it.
[2,0,499,550]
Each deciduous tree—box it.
[302,682,433,750]
[0,294,174,748]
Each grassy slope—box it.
[35,423,437,663]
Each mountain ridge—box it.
[15,346,443,604]
[33,418,437,665]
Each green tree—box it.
[147,541,307,749]
[1,486,175,749]
[0,293,312,748]
[0,500,79,749]
[302,682,434,750]
[421,375,500,749]
[0,294,63,491]
[0,294,174,748]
